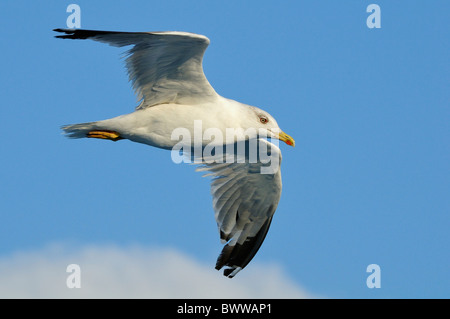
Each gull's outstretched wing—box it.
[54,28,219,108]
[196,139,283,278]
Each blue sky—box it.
[0,1,448,298]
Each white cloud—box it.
[0,244,312,298]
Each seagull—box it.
[54,28,295,278]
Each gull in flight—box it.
[54,28,295,278]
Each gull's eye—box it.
[260,116,268,124]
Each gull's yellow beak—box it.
[277,131,295,147]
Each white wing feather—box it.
[196,139,282,278]
[54,29,219,107]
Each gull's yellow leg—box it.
[87,130,123,141]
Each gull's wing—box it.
[53,28,219,108]
[196,139,283,278]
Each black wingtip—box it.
[53,28,107,40]
[223,267,242,278]
[215,242,241,278]
[53,28,126,40]
[53,28,76,39]
[215,215,274,278]
[215,246,244,278]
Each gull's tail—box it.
[61,122,98,139]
